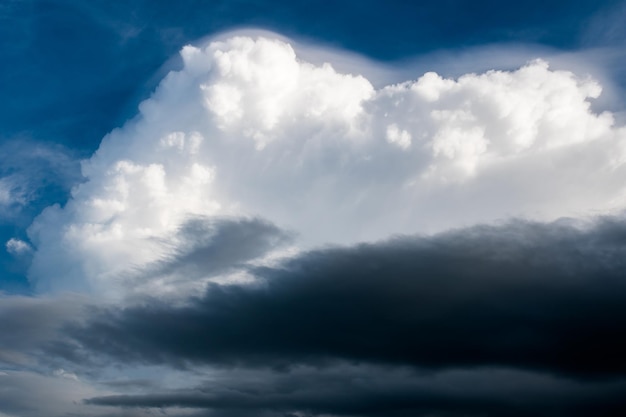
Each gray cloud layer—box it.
[4,215,626,416]
[9,215,618,417]
[85,366,626,417]
[65,217,626,377]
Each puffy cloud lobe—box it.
[373,60,616,179]
[184,37,374,145]
[27,131,219,295]
[26,35,626,295]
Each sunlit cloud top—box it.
[22,34,626,297]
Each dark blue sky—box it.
[0,0,624,292]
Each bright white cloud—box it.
[25,35,626,297]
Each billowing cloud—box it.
[25,34,626,297]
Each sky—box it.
[1,0,626,416]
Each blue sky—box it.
[2,1,626,416]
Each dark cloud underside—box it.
[84,365,626,417]
[68,218,626,377]
[45,216,626,416]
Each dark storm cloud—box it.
[85,365,626,417]
[66,216,626,378]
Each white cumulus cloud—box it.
[25,34,626,297]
